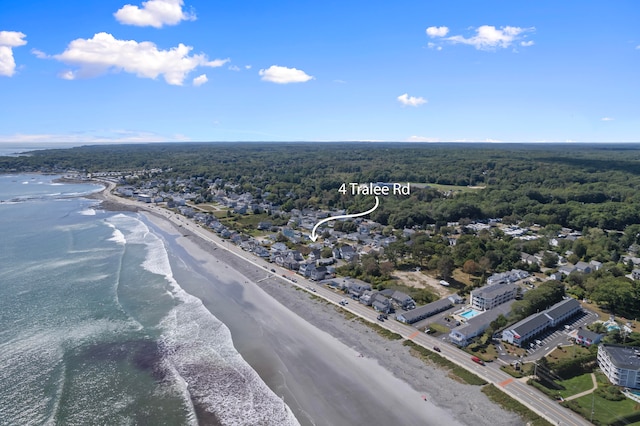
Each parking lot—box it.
[521,308,599,360]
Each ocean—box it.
[0,174,299,426]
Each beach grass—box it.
[481,384,553,426]
[357,318,403,340]
[403,340,487,386]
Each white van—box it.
[439,280,450,287]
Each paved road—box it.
[97,182,593,426]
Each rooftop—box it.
[471,283,517,299]
[601,345,640,370]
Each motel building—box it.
[598,345,640,389]
[501,298,581,347]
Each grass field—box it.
[411,182,486,194]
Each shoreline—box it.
[92,182,523,426]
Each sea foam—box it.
[107,213,300,426]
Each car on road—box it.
[471,356,485,365]
[433,346,441,352]
[270,268,276,272]
[377,314,385,322]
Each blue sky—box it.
[0,0,638,143]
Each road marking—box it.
[408,331,419,340]
[499,378,514,387]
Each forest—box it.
[3,142,640,232]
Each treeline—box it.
[4,142,640,230]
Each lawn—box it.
[545,345,592,363]
[556,374,595,399]
[411,182,486,194]
[567,392,640,425]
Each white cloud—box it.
[259,65,314,84]
[397,93,427,107]
[31,48,48,59]
[601,117,614,121]
[59,70,76,80]
[192,73,207,86]
[427,42,443,51]
[228,64,240,71]
[0,31,27,77]
[445,25,535,50]
[53,32,228,85]
[520,40,535,47]
[114,0,195,28]
[426,26,449,38]
[245,65,252,69]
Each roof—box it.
[509,312,550,338]
[458,302,514,336]
[601,345,640,371]
[577,329,602,341]
[471,283,517,299]
[545,298,581,320]
[398,298,452,322]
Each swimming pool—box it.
[459,309,482,320]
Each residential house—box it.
[347,280,372,298]
[575,329,603,347]
[390,291,416,310]
[310,266,327,281]
[598,345,640,389]
[520,252,539,265]
[340,245,357,262]
[359,290,375,306]
[633,269,640,281]
[371,293,392,314]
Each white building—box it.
[598,345,640,389]
[470,283,518,311]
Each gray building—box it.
[470,283,518,311]
[395,298,453,324]
[502,298,582,347]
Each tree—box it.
[438,256,454,280]
[542,251,558,268]
[463,259,480,275]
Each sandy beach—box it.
[95,186,523,426]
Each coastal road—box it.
[96,183,591,426]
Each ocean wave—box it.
[79,208,97,216]
[108,213,300,426]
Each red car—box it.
[471,356,485,365]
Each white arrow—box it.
[310,196,380,242]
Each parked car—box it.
[433,346,441,352]
[377,314,385,322]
